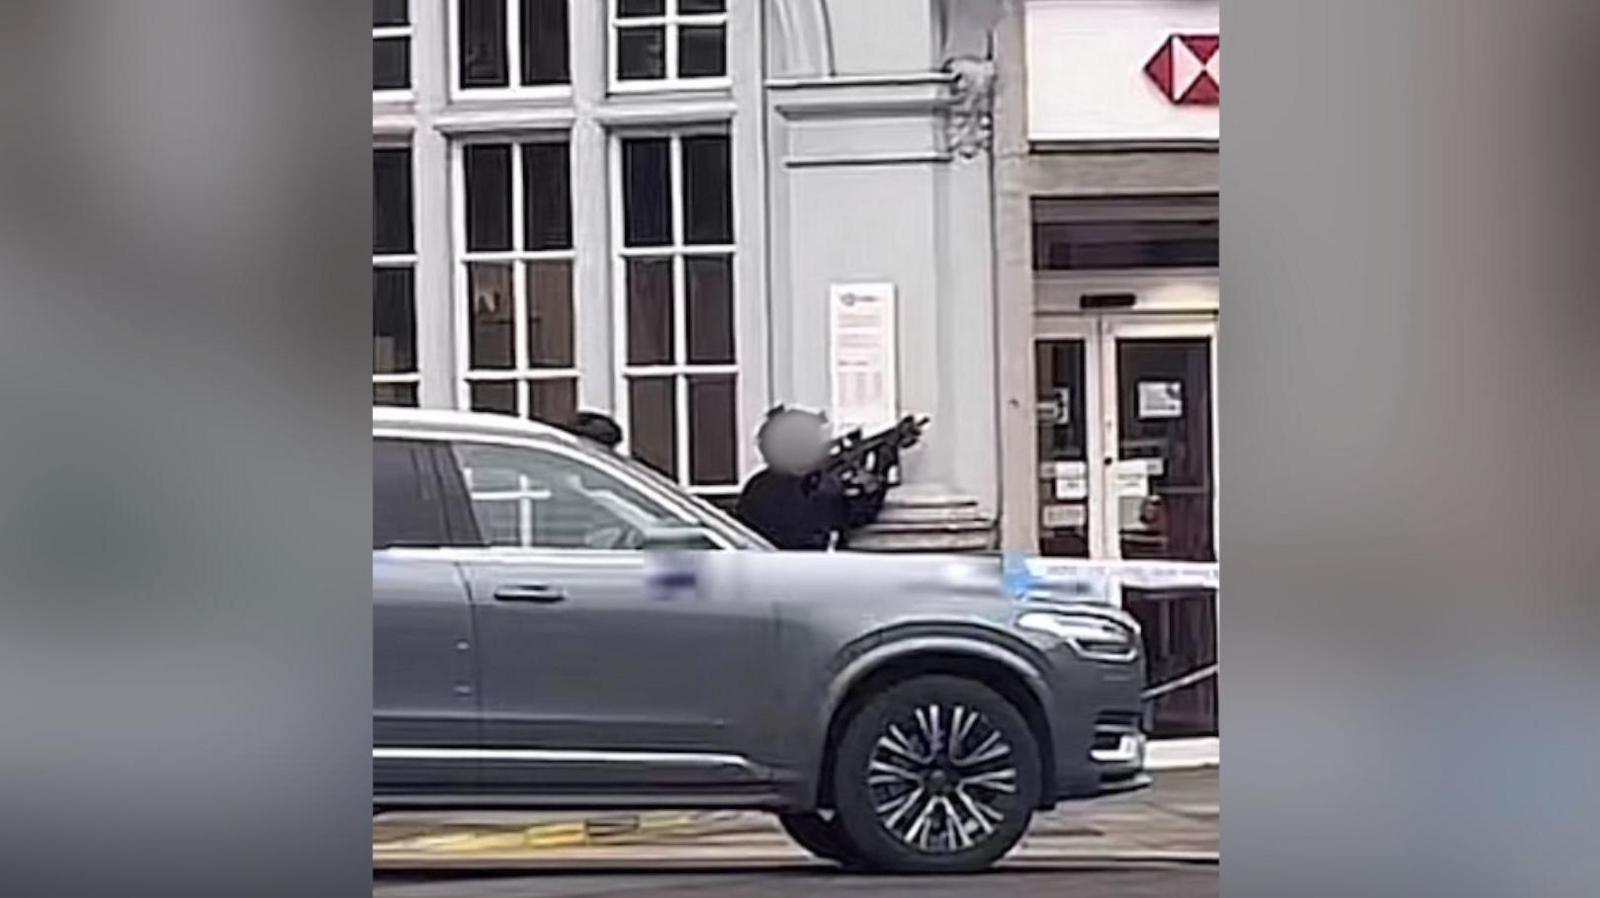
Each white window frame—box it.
[373,0,415,102]
[609,128,739,497]
[452,134,582,421]
[374,142,421,406]
[608,0,732,94]
[448,0,575,102]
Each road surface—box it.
[375,862,1216,897]
[373,768,1217,897]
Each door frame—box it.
[1026,310,1219,560]
[1032,315,1107,557]
[1094,314,1220,562]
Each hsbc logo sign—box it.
[1024,2,1220,142]
[1144,34,1220,106]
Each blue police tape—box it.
[1002,554,1218,603]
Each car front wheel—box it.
[830,674,1042,873]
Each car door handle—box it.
[493,584,567,604]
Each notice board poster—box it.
[828,282,899,435]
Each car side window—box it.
[449,441,682,550]
[374,438,448,549]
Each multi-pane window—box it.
[458,0,570,91]
[374,146,419,406]
[612,0,728,87]
[459,139,578,426]
[615,132,737,493]
[373,0,412,93]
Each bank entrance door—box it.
[1034,313,1218,736]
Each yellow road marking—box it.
[373,813,716,855]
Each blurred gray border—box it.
[1224,2,1600,896]
[0,3,372,896]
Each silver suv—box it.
[373,408,1148,872]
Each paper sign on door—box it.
[1042,504,1087,529]
[1041,460,1088,500]
[1113,460,1150,497]
[1055,475,1088,500]
[1137,380,1184,419]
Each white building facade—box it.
[375,0,1001,516]
[374,0,1218,736]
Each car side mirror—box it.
[640,525,718,551]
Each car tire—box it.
[777,810,858,865]
[830,674,1041,873]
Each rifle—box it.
[818,414,930,491]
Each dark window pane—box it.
[374,0,409,26]
[1125,588,1218,737]
[526,260,573,367]
[617,26,666,80]
[522,141,571,250]
[521,0,569,85]
[373,382,418,407]
[527,378,578,427]
[373,37,411,90]
[621,138,672,246]
[373,267,416,373]
[464,144,512,251]
[678,25,726,78]
[1033,338,1089,558]
[1116,338,1214,563]
[469,380,518,415]
[468,263,515,369]
[617,0,664,17]
[628,377,677,479]
[679,0,725,12]
[374,439,447,548]
[626,258,674,365]
[460,0,509,88]
[1032,218,1220,271]
[685,255,733,364]
[682,135,731,244]
[373,147,413,254]
[688,374,737,486]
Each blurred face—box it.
[759,411,829,474]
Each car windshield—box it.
[564,437,773,550]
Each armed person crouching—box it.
[734,406,927,551]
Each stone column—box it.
[763,0,1005,552]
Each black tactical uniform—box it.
[734,405,894,550]
[735,469,886,551]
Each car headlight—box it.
[1016,610,1141,662]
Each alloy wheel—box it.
[864,702,1019,853]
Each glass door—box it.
[1098,316,1218,738]
[1098,318,1217,563]
[1032,317,1100,558]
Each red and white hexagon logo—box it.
[1144,34,1219,106]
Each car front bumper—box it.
[1041,657,1151,803]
